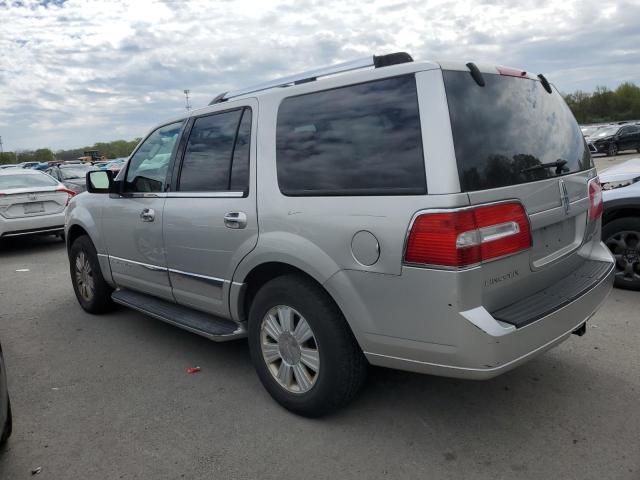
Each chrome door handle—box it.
[140,208,155,222]
[224,211,247,229]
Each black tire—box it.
[607,142,618,157]
[69,235,115,313]
[248,274,367,417]
[603,217,640,291]
[0,400,11,446]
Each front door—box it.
[102,121,184,300]
[163,102,258,317]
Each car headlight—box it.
[601,176,640,190]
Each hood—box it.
[599,158,640,183]
[587,134,613,142]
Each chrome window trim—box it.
[165,191,244,198]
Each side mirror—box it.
[86,170,114,194]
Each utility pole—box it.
[0,136,3,158]
[183,89,192,112]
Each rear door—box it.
[441,68,597,310]
[102,121,184,300]
[163,101,257,317]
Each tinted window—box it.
[0,173,58,189]
[125,122,183,192]
[443,70,592,192]
[230,109,252,192]
[179,109,248,192]
[276,75,426,196]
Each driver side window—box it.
[124,121,184,192]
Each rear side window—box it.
[276,75,426,196]
[443,70,592,192]
[0,173,58,189]
[179,108,251,193]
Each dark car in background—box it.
[46,164,97,194]
[587,124,640,156]
[0,341,12,446]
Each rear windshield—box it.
[0,173,58,190]
[443,70,592,192]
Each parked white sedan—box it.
[0,169,76,238]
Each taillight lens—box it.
[588,177,603,220]
[56,187,77,206]
[404,202,531,268]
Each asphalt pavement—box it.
[0,168,639,478]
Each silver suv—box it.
[65,53,615,416]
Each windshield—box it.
[0,173,58,190]
[60,166,94,180]
[592,126,620,138]
[443,70,592,191]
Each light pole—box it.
[183,89,192,112]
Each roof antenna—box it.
[537,74,552,94]
[466,62,485,87]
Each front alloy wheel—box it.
[260,305,320,394]
[75,251,95,302]
[607,142,618,156]
[69,235,114,313]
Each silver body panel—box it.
[66,58,614,379]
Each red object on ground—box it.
[187,366,201,374]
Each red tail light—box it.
[56,187,77,206]
[588,177,603,220]
[404,202,531,268]
[496,66,529,78]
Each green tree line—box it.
[564,82,640,124]
[0,138,141,165]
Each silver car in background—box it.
[65,53,614,416]
[0,169,75,239]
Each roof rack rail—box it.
[209,52,413,105]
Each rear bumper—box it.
[325,242,615,380]
[0,213,65,237]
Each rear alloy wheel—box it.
[248,274,367,417]
[607,142,618,157]
[604,218,640,290]
[70,235,115,313]
[260,305,320,394]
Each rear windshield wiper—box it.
[521,159,568,174]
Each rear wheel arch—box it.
[240,262,335,324]
[603,206,640,225]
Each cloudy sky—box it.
[0,0,639,151]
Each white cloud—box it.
[0,0,638,150]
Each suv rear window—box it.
[276,75,426,196]
[443,70,592,192]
